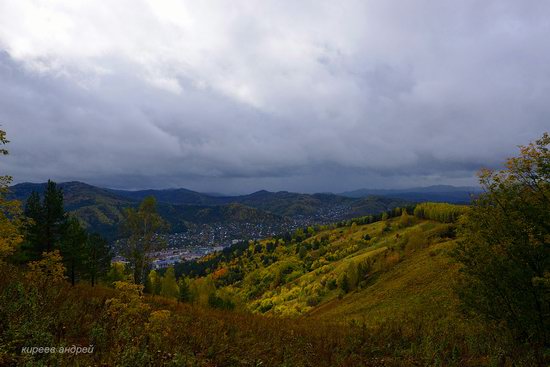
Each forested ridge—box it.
[9,181,413,240]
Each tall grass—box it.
[0,259,538,366]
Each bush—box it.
[306,296,321,307]
[208,292,235,310]
[453,133,550,361]
[326,278,337,290]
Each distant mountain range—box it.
[340,185,482,204]
[108,187,419,219]
[9,182,420,239]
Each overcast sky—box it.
[0,1,549,194]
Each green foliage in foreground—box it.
[0,196,544,366]
[453,133,550,361]
[0,254,535,367]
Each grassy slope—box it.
[206,217,462,323]
[176,216,506,365]
[309,239,458,323]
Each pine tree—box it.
[60,217,87,286]
[144,271,154,294]
[23,180,66,260]
[43,180,66,252]
[84,233,112,286]
[298,246,307,259]
[153,271,162,295]
[178,277,191,302]
[338,272,350,293]
[346,262,359,290]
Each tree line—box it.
[413,202,469,223]
[14,180,112,286]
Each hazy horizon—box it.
[10,179,481,197]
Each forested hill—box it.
[12,182,474,220]
[8,182,286,239]
[9,181,132,210]
[174,203,469,318]
[109,187,408,217]
[8,181,410,239]
[108,187,220,206]
[6,182,407,239]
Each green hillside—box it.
[112,186,412,218]
[165,206,518,365]
[185,212,462,321]
[9,182,410,239]
[309,234,457,322]
[10,182,135,239]
[9,182,287,238]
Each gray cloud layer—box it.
[0,1,549,193]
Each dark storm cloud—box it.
[0,1,549,193]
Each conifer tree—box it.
[178,277,191,302]
[23,192,42,245]
[346,261,359,290]
[84,233,112,286]
[338,272,350,293]
[43,180,66,251]
[21,191,44,261]
[60,217,87,286]
[153,271,162,295]
[23,180,66,259]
